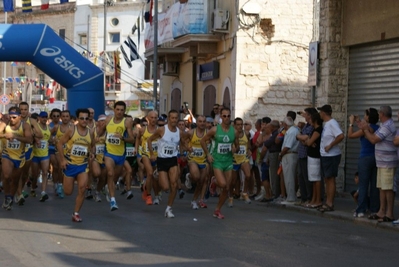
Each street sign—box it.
[0,94,10,105]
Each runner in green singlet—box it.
[200,108,239,219]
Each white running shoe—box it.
[105,185,110,202]
[185,173,192,189]
[165,208,175,218]
[94,194,102,202]
[254,193,265,201]
[191,201,199,210]
[153,197,160,205]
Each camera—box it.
[184,102,189,108]
[297,111,302,115]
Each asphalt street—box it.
[0,185,398,267]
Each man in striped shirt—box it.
[361,105,397,222]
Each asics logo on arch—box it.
[40,46,85,79]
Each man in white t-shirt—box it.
[317,105,344,212]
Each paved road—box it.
[1,186,398,267]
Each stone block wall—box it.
[318,0,348,191]
[235,0,314,123]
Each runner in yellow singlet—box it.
[228,117,252,207]
[0,106,33,210]
[31,111,52,202]
[57,108,95,222]
[85,107,96,200]
[91,115,107,202]
[97,101,135,211]
[186,115,209,209]
[135,110,160,205]
[16,102,43,204]
[53,110,73,199]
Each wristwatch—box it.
[349,124,353,127]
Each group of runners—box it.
[1,101,255,221]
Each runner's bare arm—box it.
[200,126,216,156]
[16,122,33,144]
[124,117,135,144]
[56,127,73,169]
[30,118,43,139]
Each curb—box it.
[258,201,399,232]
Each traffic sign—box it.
[0,94,10,105]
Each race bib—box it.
[38,140,48,150]
[163,145,175,155]
[71,144,88,157]
[107,133,121,145]
[95,144,105,155]
[7,140,21,150]
[151,142,158,152]
[236,145,246,155]
[126,146,136,157]
[191,147,204,157]
[217,143,231,154]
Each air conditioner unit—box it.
[163,62,178,76]
[212,9,229,32]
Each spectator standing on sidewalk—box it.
[317,105,344,212]
[348,108,379,218]
[361,105,397,222]
[264,120,282,199]
[279,117,299,204]
[296,108,318,206]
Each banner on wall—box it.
[126,100,140,111]
[140,100,154,110]
[144,0,208,49]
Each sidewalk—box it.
[264,193,399,232]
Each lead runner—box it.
[200,108,239,219]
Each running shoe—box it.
[228,197,233,208]
[191,201,199,210]
[146,195,153,205]
[110,200,119,211]
[153,196,160,205]
[2,197,13,210]
[17,195,25,206]
[243,193,252,204]
[126,191,134,200]
[57,184,65,199]
[158,191,162,201]
[22,191,29,199]
[39,193,49,202]
[213,209,225,219]
[94,193,102,202]
[393,219,399,225]
[199,200,207,208]
[72,213,83,222]
[104,185,110,202]
[120,189,127,195]
[185,173,192,189]
[30,190,36,198]
[179,189,185,199]
[165,208,175,218]
[85,189,93,200]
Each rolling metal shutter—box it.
[346,39,399,191]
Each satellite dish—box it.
[242,2,262,15]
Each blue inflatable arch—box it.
[0,24,104,117]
